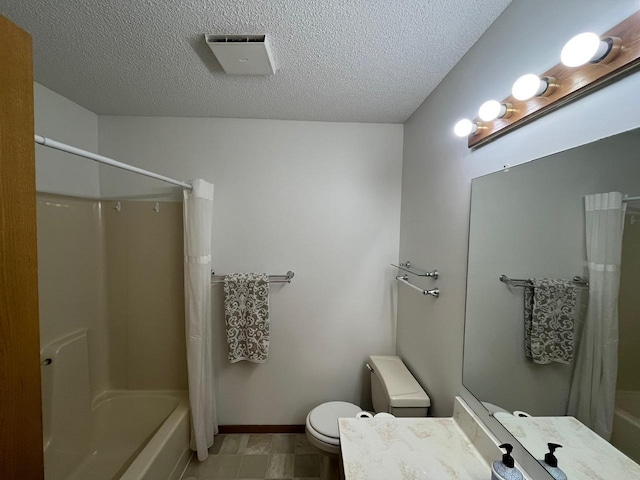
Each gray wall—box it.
[98,116,404,424]
[35,84,404,423]
[34,83,100,197]
[397,0,640,416]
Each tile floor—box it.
[181,433,339,480]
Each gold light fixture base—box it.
[468,12,640,149]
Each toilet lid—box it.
[309,401,361,440]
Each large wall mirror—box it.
[463,128,640,476]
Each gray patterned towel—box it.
[224,273,270,363]
[524,278,576,365]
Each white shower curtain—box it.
[567,192,626,440]
[184,179,217,461]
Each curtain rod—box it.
[34,135,192,190]
[623,195,640,202]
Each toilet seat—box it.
[305,401,361,453]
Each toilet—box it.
[305,355,430,455]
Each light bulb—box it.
[454,119,477,137]
[512,74,549,101]
[561,32,610,67]
[478,100,507,121]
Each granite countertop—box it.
[338,417,491,480]
[498,415,640,479]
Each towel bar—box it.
[392,261,438,279]
[396,275,439,298]
[211,271,294,284]
[499,274,588,289]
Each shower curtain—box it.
[184,179,217,461]
[567,192,626,440]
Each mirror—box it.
[463,128,640,476]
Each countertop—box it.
[338,416,491,480]
[498,415,640,479]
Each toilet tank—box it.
[368,355,430,417]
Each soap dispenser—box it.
[492,443,524,480]
[539,443,568,480]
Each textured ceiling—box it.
[2,0,511,123]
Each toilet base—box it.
[303,430,343,480]
[304,400,360,478]
[305,426,341,456]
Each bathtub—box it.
[42,330,192,480]
[46,390,191,480]
[611,391,640,463]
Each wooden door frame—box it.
[0,14,45,479]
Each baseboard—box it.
[218,425,305,434]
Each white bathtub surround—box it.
[184,179,217,460]
[499,415,640,479]
[41,330,92,476]
[118,392,191,480]
[48,390,188,480]
[338,398,520,480]
[568,192,627,440]
[612,391,640,463]
[40,327,190,480]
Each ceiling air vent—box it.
[204,34,276,75]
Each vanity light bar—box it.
[453,10,640,147]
